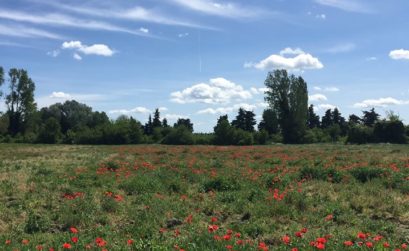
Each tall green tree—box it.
[162,118,169,128]
[174,118,194,132]
[362,108,380,127]
[264,70,308,143]
[307,104,320,129]
[321,109,333,128]
[152,109,162,128]
[213,115,233,145]
[5,69,36,135]
[258,109,279,134]
[144,115,153,135]
[232,108,246,131]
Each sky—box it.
[0,0,409,132]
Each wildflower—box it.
[316,242,325,249]
[344,241,354,246]
[223,235,231,241]
[366,242,373,248]
[69,227,78,234]
[301,228,308,233]
[374,235,383,241]
[402,243,407,249]
[325,214,334,221]
[5,240,11,245]
[258,242,268,251]
[85,244,92,249]
[174,229,181,237]
[282,235,291,245]
[295,231,303,238]
[36,245,43,250]
[208,225,219,233]
[226,245,233,250]
[127,239,134,245]
[383,242,390,248]
[71,237,78,243]
[62,243,72,249]
[49,248,55,251]
[357,232,367,239]
[95,237,107,247]
[185,214,193,224]
[211,217,218,223]
[235,233,241,238]
[22,239,30,245]
[236,240,244,245]
[292,248,299,251]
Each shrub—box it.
[162,126,194,145]
[346,125,373,144]
[349,167,387,183]
[202,177,241,192]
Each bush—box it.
[346,125,373,144]
[162,126,194,145]
[374,119,407,144]
[202,177,241,192]
[349,167,387,183]
[299,166,343,183]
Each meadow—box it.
[0,144,408,251]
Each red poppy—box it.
[36,245,43,250]
[211,217,218,223]
[22,239,30,245]
[357,232,367,239]
[366,242,373,248]
[223,235,231,241]
[95,237,107,247]
[69,227,78,234]
[295,231,303,238]
[62,243,72,249]
[226,245,233,250]
[383,242,390,248]
[292,248,299,251]
[325,214,334,221]
[282,235,291,245]
[127,239,134,246]
[5,240,11,245]
[71,237,78,243]
[374,235,383,241]
[344,241,354,246]
[402,243,407,249]
[316,242,325,250]
[208,225,219,233]
[258,242,268,251]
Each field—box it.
[0,144,408,251]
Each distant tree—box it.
[362,108,380,127]
[244,110,257,132]
[321,109,333,128]
[174,118,194,132]
[162,118,169,128]
[38,117,62,144]
[5,69,36,135]
[258,109,279,134]
[162,125,194,145]
[349,114,361,125]
[232,108,246,131]
[332,108,341,125]
[152,109,162,128]
[129,117,143,144]
[213,115,234,145]
[264,70,308,143]
[144,115,153,135]
[0,113,9,135]
[373,113,407,144]
[307,105,320,129]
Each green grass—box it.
[0,144,408,250]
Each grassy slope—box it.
[0,144,408,250]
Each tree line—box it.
[0,66,408,145]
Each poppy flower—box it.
[211,217,218,223]
[235,233,241,238]
[295,231,303,238]
[383,242,390,248]
[127,239,134,246]
[357,232,367,239]
[71,237,78,243]
[223,235,231,241]
[208,225,219,233]
[22,239,30,245]
[325,214,334,221]
[49,248,55,251]
[344,241,354,246]
[62,243,72,249]
[226,245,233,250]
[5,240,11,245]
[36,245,43,250]
[402,243,407,249]
[316,242,325,249]
[95,237,107,247]
[258,242,268,251]
[374,235,383,241]
[292,248,299,251]
[282,235,291,245]
[70,227,78,234]
[366,242,373,248]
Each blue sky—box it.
[1,0,409,132]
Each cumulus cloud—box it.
[245,48,323,71]
[197,103,258,115]
[109,107,151,114]
[250,87,269,95]
[389,49,409,60]
[353,97,409,108]
[171,78,252,104]
[62,40,115,58]
[73,53,82,61]
[50,91,71,99]
[309,94,328,102]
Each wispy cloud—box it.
[353,97,409,108]
[0,23,63,40]
[325,43,356,53]
[314,0,374,13]
[0,9,153,37]
[169,0,268,19]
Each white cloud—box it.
[169,0,266,19]
[139,27,149,33]
[159,107,169,112]
[250,87,269,95]
[178,33,189,38]
[47,50,60,57]
[164,114,189,120]
[280,47,305,56]
[73,53,82,61]
[62,41,115,58]
[0,23,63,40]
[314,86,340,92]
[317,104,337,110]
[0,9,152,37]
[245,49,324,71]
[316,14,326,19]
[314,0,374,13]
[353,97,409,108]
[109,107,151,114]
[309,94,328,102]
[197,103,257,115]
[171,78,252,104]
[325,43,356,53]
[50,92,71,99]
[389,49,409,60]
[366,56,377,61]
